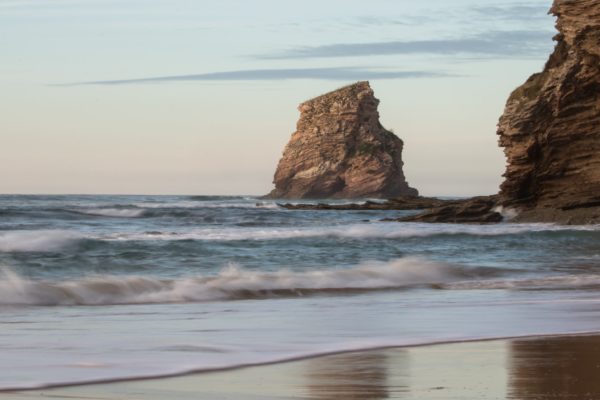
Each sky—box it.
[0,0,556,196]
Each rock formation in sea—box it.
[277,196,503,224]
[497,0,600,223]
[397,196,503,224]
[266,81,418,199]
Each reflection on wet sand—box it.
[304,351,408,399]
[12,335,600,400]
[508,335,600,400]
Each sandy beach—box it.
[4,333,600,400]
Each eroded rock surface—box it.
[497,0,600,223]
[397,196,503,224]
[267,81,417,199]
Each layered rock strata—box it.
[497,0,600,223]
[267,81,417,199]
[396,196,503,224]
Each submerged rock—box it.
[497,0,600,224]
[266,81,418,199]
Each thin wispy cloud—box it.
[61,67,451,86]
[258,30,554,60]
[471,4,551,21]
[345,15,436,28]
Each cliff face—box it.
[497,0,600,222]
[267,81,417,199]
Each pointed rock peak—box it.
[267,81,418,199]
[301,81,372,105]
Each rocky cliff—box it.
[267,81,418,199]
[497,0,600,223]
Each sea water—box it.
[1,195,600,389]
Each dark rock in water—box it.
[279,196,447,211]
[279,196,504,224]
[395,196,503,224]
[497,0,600,223]
[266,81,418,199]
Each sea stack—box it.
[497,0,600,223]
[267,81,418,199]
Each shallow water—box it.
[2,195,600,389]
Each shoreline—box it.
[5,330,600,395]
[8,332,600,399]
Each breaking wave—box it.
[0,230,82,252]
[72,208,146,218]
[2,257,598,307]
[0,258,475,306]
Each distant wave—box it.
[1,223,599,253]
[0,258,474,306]
[0,202,280,221]
[0,230,82,252]
[103,222,600,242]
[134,201,279,210]
[187,195,254,201]
[72,208,146,218]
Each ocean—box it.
[2,194,600,390]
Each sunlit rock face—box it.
[497,0,600,223]
[267,81,418,199]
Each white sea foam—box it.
[75,208,145,218]
[446,274,600,290]
[493,206,519,221]
[103,222,600,242]
[2,256,595,306]
[0,258,459,306]
[0,230,82,252]
[133,201,279,209]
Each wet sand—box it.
[5,334,600,400]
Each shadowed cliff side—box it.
[266,81,418,199]
[497,0,600,224]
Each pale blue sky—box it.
[0,0,555,195]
